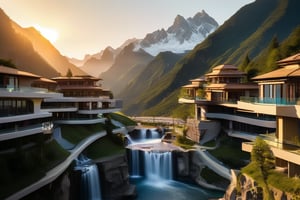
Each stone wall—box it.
[96,154,137,200]
[174,151,228,191]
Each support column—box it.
[229,120,233,130]
[194,104,198,120]
[32,98,42,113]
[225,91,228,101]
[200,106,207,120]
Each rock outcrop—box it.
[96,154,137,200]
[224,172,294,200]
[174,151,228,191]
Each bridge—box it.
[130,116,185,126]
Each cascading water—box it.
[127,128,224,199]
[130,149,141,177]
[144,151,172,180]
[140,129,160,139]
[75,154,102,200]
[128,128,162,143]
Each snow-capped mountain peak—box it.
[134,10,219,56]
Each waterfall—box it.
[128,128,162,142]
[130,150,140,177]
[75,155,102,200]
[140,129,160,139]
[144,151,173,180]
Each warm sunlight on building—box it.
[34,24,59,44]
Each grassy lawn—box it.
[85,135,125,159]
[173,135,196,150]
[241,162,265,185]
[208,136,250,169]
[0,139,69,199]
[242,162,300,197]
[201,167,230,186]
[107,112,137,126]
[60,122,126,159]
[202,139,218,148]
[61,123,105,144]
[268,171,300,194]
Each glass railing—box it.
[240,96,300,105]
[179,95,207,101]
[0,86,49,93]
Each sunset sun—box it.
[34,24,59,43]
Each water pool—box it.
[130,177,224,200]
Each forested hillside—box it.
[127,0,300,117]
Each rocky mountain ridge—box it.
[135,10,218,56]
[73,10,218,77]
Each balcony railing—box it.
[1,86,49,93]
[240,97,300,105]
[179,95,208,101]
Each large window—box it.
[263,84,271,98]
[0,75,18,89]
[0,98,33,116]
[263,84,284,103]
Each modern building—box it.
[0,65,123,199]
[0,65,61,142]
[241,53,300,177]
[204,65,257,103]
[179,64,271,144]
[0,65,122,150]
[41,75,122,124]
[179,54,300,177]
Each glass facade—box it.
[0,98,33,117]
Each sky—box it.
[0,0,254,59]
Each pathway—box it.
[194,146,232,181]
[7,131,107,200]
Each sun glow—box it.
[34,24,59,44]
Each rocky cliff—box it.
[96,154,137,200]
[224,172,294,200]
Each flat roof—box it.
[252,64,300,80]
[34,77,57,84]
[52,75,101,81]
[0,65,40,78]
[206,83,258,90]
[206,64,246,77]
[277,53,300,66]
[182,84,200,88]
[253,53,300,81]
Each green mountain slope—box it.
[120,51,184,115]
[100,43,153,95]
[243,26,300,77]
[132,0,300,116]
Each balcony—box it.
[0,123,44,141]
[0,112,52,124]
[41,106,78,113]
[54,117,106,125]
[243,139,300,165]
[178,96,210,104]
[0,87,62,98]
[78,107,121,114]
[206,112,276,128]
[240,96,299,105]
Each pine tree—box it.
[240,53,250,72]
[251,137,275,180]
[66,68,73,77]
